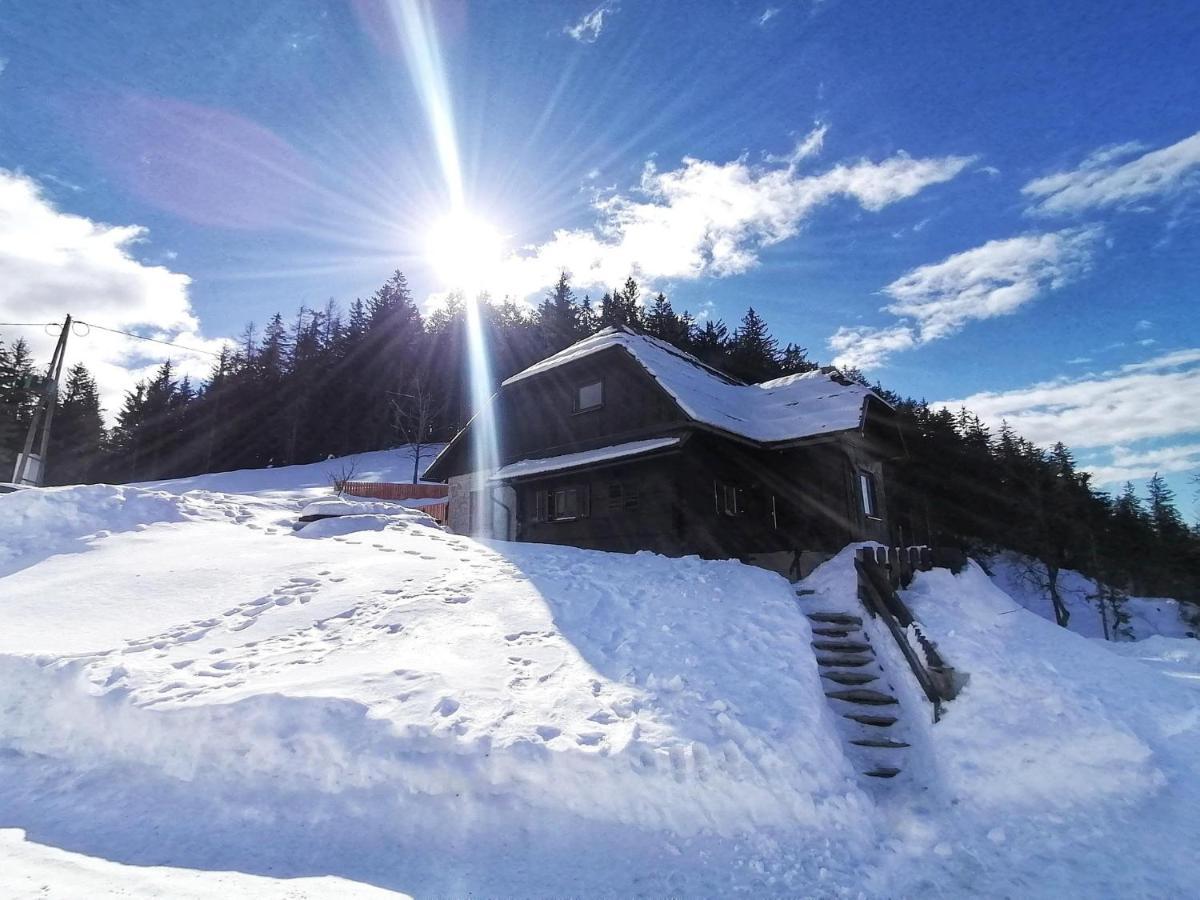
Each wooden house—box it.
[424,326,904,578]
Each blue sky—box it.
[1,0,1198,511]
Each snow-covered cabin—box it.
[425,325,904,577]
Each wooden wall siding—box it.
[510,433,890,560]
[515,456,687,555]
[500,347,687,463]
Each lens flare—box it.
[382,1,502,531]
[426,210,504,292]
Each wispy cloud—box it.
[938,348,1200,486]
[1085,443,1200,487]
[565,1,618,43]
[756,7,781,26]
[830,227,1100,369]
[490,130,974,300]
[0,169,226,419]
[1023,131,1200,216]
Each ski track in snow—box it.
[0,450,1198,897]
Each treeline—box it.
[1,268,1197,602]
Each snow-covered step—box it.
[821,671,878,686]
[807,612,863,626]
[843,712,898,727]
[850,737,910,749]
[811,626,858,638]
[815,654,873,668]
[863,766,901,779]
[812,639,872,653]
[824,688,898,706]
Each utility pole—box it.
[14,314,72,486]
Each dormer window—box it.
[574,379,604,413]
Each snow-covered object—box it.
[297,496,439,525]
[502,326,882,444]
[491,437,681,481]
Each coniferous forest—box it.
[2,269,1197,603]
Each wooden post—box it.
[14,315,71,486]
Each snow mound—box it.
[0,484,197,576]
[298,496,440,524]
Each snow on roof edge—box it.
[491,437,682,481]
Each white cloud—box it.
[1084,443,1200,487]
[0,57,8,76]
[830,227,1100,369]
[0,169,226,420]
[1023,131,1200,216]
[565,2,617,43]
[937,348,1200,486]
[757,7,781,26]
[490,137,974,301]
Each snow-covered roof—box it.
[491,437,682,481]
[503,326,883,444]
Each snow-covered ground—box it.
[1,453,1198,897]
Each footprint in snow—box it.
[535,725,562,741]
[443,595,470,604]
[435,697,460,717]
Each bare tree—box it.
[390,376,446,484]
[327,459,359,497]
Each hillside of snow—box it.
[984,550,1198,641]
[1,454,1198,897]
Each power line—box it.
[74,321,227,359]
[2,319,227,359]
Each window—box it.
[859,471,879,519]
[714,481,743,517]
[574,379,604,412]
[533,485,590,522]
[608,482,639,511]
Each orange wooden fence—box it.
[341,481,448,501]
[338,482,450,524]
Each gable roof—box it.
[503,325,887,445]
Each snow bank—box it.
[137,446,444,498]
[0,484,194,577]
[884,562,1200,896]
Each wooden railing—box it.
[855,547,964,722]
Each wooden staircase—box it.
[806,610,909,780]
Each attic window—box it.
[574,379,604,413]
[859,471,879,519]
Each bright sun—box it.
[426,210,504,291]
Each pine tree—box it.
[46,363,105,484]
[726,307,781,382]
[537,272,581,352]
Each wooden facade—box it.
[426,330,902,575]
